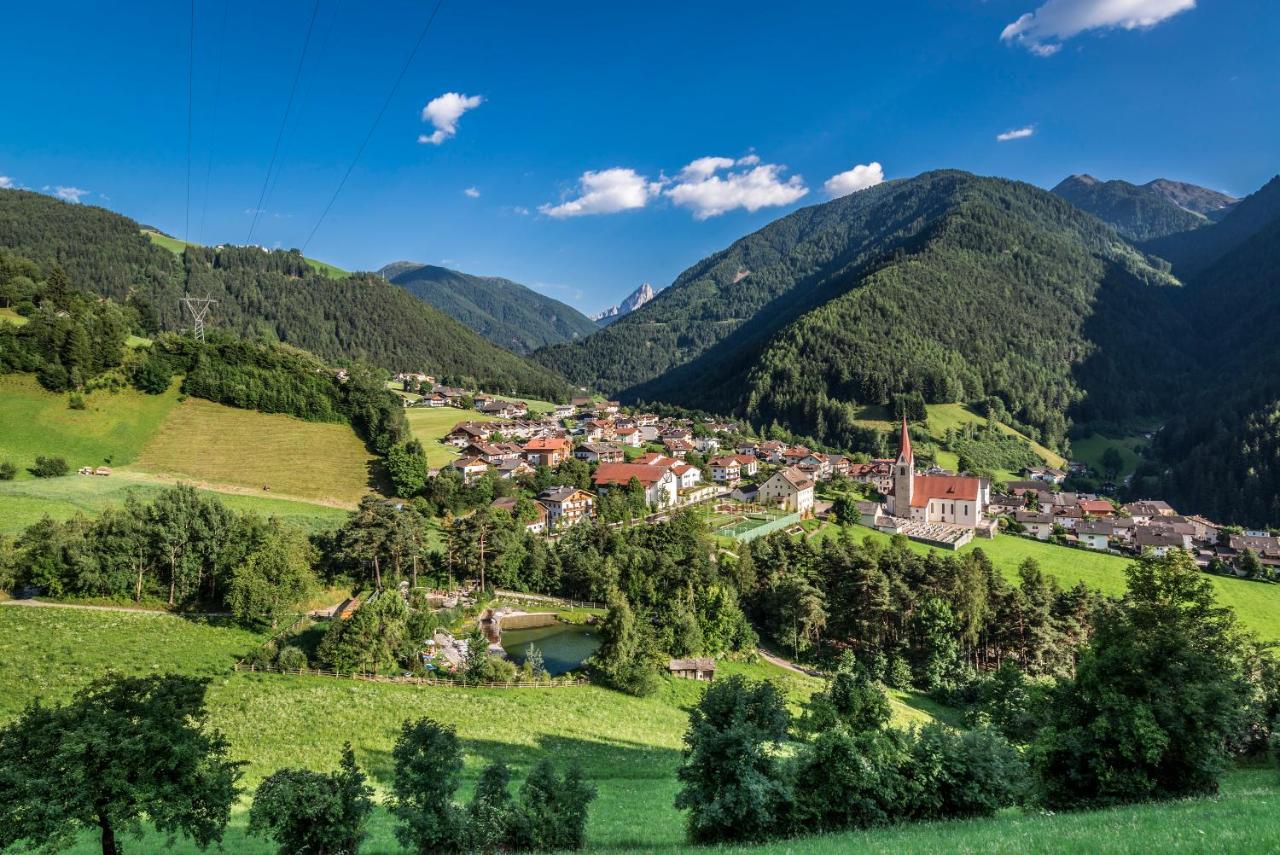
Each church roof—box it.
[909,474,980,508]
[898,416,913,463]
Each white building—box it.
[759,466,815,514]
[885,418,988,526]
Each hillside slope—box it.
[380,262,596,354]
[1050,174,1209,241]
[1142,175,1280,279]
[0,190,570,401]
[538,171,1189,451]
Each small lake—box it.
[501,622,601,676]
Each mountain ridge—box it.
[592,282,657,325]
[378,261,597,354]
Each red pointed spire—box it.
[898,415,913,464]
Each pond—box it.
[500,622,601,676]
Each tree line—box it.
[674,550,1274,845]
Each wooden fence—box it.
[234,662,590,689]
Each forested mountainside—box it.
[1142,175,1280,279]
[1149,188,1280,525]
[0,189,570,400]
[1050,174,1209,241]
[380,262,597,354]
[538,171,1188,452]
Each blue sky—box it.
[1,1,1275,314]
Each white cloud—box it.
[54,186,89,203]
[464,186,480,198]
[418,92,484,145]
[512,206,530,216]
[664,156,808,219]
[0,176,13,189]
[823,162,884,198]
[539,168,662,218]
[1002,0,1195,55]
[996,125,1036,141]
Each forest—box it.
[0,188,572,402]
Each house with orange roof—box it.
[593,462,678,508]
[522,436,571,467]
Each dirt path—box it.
[756,647,823,677]
[0,599,227,617]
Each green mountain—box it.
[0,189,570,401]
[1142,175,1280,279]
[536,170,1190,452]
[379,262,597,354]
[1144,178,1237,219]
[1050,174,1209,241]
[1146,181,1280,525]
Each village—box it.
[394,373,1280,579]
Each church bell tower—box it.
[893,416,914,515]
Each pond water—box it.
[501,622,601,676]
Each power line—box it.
[301,0,446,253]
[185,0,196,241]
[247,0,322,244]
[198,0,231,245]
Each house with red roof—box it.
[522,436,571,467]
[593,462,678,508]
[885,418,989,526]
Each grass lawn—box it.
[132,397,376,507]
[519,397,560,416]
[0,307,29,326]
[0,373,180,477]
[825,523,1280,640]
[404,407,501,468]
[3,605,1277,853]
[1072,432,1149,479]
[0,470,349,534]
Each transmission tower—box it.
[181,295,217,342]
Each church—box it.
[885,418,989,526]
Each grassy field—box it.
[2,604,1276,853]
[1072,432,1149,479]
[132,397,376,507]
[404,407,501,467]
[0,306,29,326]
[0,471,349,534]
[142,229,349,279]
[853,403,1067,475]
[0,373,180,476]
[823,523,1280,640]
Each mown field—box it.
[0,373,181,475]
[822,523,1280,640]
[0,471,348,535]
[1,604,1276,853]
[404,406,501,467]
[132,396,376,507]
[1071,432,1150,480]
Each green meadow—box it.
[2,605,1277,853]
[142,228,348,279]
[0,471,348,535]
[404,406,501,467]
[0,373,180,475]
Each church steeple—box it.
[893,415,914,514]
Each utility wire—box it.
[301,0,445,253]
[247,0,322,244]
[198,0,231,245]
[185,0,196,241]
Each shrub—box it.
[248,744,373,855]
[0,461,15,481]
[506,759,596,852]
[275,645,308,672]
[788,729,908,832]
[902,723,1029,820]
[466,761,513,851]
[674,675,792,844]
[31,456,69,478]
[67,392,86,410]
[797,653,891,737]
[390,718,465,853]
